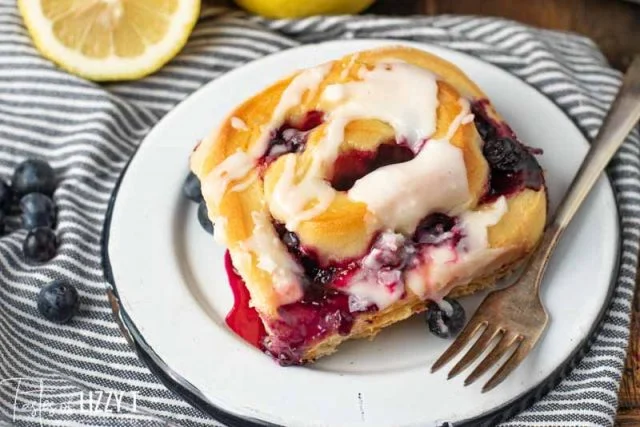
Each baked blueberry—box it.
[281,230,300,251]
[37,280,80,324]
[414,213,456,245]
[23,227,57,263]
[483,137,524,171]
[12,159,56,197]
[426,298,466,339]
[0,180,11,212]
[197,201,214,234]
[183,172,202,203]
[473,112,496,142]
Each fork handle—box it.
[525,56,640,289]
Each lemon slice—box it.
[18,0,200,81]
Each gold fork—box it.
[431,56,640,393]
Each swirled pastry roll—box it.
[190,46,547,365]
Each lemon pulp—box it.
[19,0,200,81]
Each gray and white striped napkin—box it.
[0,3,638,426]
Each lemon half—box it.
[18,0,200,81]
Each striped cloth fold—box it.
[0,3,638,426]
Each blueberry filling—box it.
[266,223,365,364]
[413,213,457,246]
[472,100,544,203]
[330,143,415,191]
[275,223,349,288]
[265,291,354,366]
[483,137,524,171]
[481,137,544,202]
[226,102,545,362]
[267,210,465,363]
[262,111,324,164]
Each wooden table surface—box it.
[213,0,640,423]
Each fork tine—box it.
[431,319,486,373]
[464,333,522,386]
[448,326,502,379]
[482,338,532,393]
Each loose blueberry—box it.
[37,280,80,324]
[20,193,56,228]
[20,192,55,216]
[183,172,202,203]
[0,211,5,235]
[12,159,56,198]
[23,227,57,263]
[22,211,54,230]
[0,180,11,212]
[426,298,466,339]
[197,201,214,234]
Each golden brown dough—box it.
[191,46,547,364]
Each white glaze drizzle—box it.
[203,57,511,311]
[213,216,228,246]
[269,61,443,230]
[242,211,304,305]
[340,53,359,80]
[406,197,508,299]
[201,151,255,204]
[230,171,257,193]
[250,63,332,158]
[230,116,248,131]
[347,97,473,234]
[344,232,410,311]
[270,155,336,230]
[348,139,469,234]
[202,63,332,203]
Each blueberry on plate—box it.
[23,227,57,263]
[12,159,56,198]
[0,180,11,212]
[20,193,56,230]
[426,298,466,339]
[183,172,202,203]
[197,201,214,234]
[37,280,80,324]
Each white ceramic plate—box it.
[103,40,620,427]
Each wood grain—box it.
[368,0,640,70]
[210,0,640,422]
